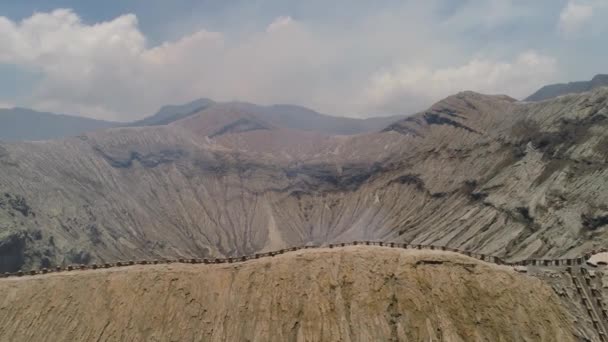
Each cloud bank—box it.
[559,1,594,35]
[559,0,608,36]
[0,5,566,120]
[363,52,557,114]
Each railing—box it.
[568,267,608,342]
[0,241,604,279]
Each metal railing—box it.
[1,241,603,279]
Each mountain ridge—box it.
[0,247,576,342]
[0,99,407,141]
[1,89,607,274]
[525,74,608,102]
[127,98,216,127]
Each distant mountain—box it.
[138,99,406,135]
[127,98,215,127]
[525,74,608,102]
[0,98,406,142]
[0,108,118,142]
[224,102,406,135]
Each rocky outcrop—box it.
[0,232,26,272]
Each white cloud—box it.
[0,9,149,120]
[559,1,594,35]
[0,9,144,67]
[0,7,561,120]
[0,11,342,120]
[362,52,558,114]
[558,0,608,36]
[266,16,294,33]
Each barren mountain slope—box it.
[0,247,576,342]
[1,89,608,272]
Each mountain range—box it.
[1,83,608,273]
[3,74,605,143]
[1,76,608,341]
[0,99,406,142]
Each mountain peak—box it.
[130,98,215,127]
[384,91,517,137]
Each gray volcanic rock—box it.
[1,89,608,272]
[0,231,26,272]
[525,74,608,102]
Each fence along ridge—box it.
[1,241,605,279]
[568,267,608,341]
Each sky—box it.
[0,0,607,121]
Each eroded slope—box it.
[1,89,608,272]
[0,247,576,342]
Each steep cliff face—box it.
[1,89,608,271]
[0,247,576,342]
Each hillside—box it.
[525,74,608,102]
[0,247,576,342]
[0,108,118,141]
[127,98,215,127]
[1,89,608,272]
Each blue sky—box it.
[0,0,606,120]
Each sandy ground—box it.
[0,246,575,342]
